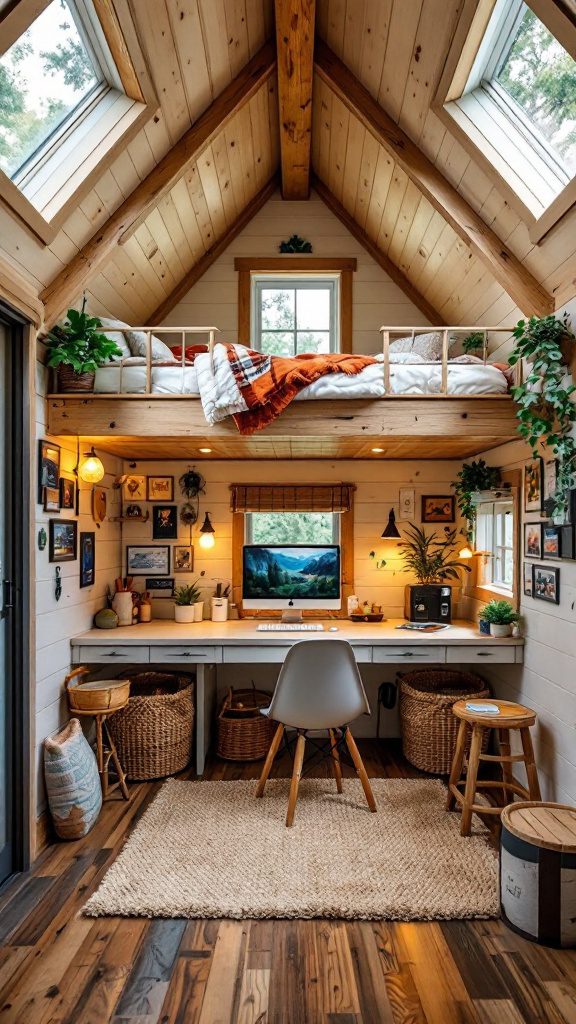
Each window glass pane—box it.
[260,332,294,356]
[248,512,337,545]
[296,288,330,330]
[504,510,513,545]
[296,331,331,354]
[496,4,576,173]
[260,289,295,330]
[0,0,101,178]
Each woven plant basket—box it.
[107,672,194,780]
[399,669,490,774]
[217,687,276,761]
[57,365,96,392]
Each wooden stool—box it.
[77,709,130,800]
[446,699,541,836]
[65,669,130,801]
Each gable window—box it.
[252,277,339,356]
[436,0,576,239]
[476,499,515,591]
[0,0,153,243]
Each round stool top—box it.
[74,679,129,691]
[501,801,576,853]
[452,698,536,727]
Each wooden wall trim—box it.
[0,257,43,327]
[315,39,554,318]
[234,257,357,271]
[275,0,316,199]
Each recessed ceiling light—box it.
[199,447,212,453]
[371,447,384,453]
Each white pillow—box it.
[375,352,426,364]
[389,331,443,360]
[127,329,174,361]
[97,317,132,360]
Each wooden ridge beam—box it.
[275,0,316,199]
[40,40,276,329]
[314,39,554,318]
[147,175,280,325]
[312,174,446,326]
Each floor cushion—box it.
[44,718,102,839]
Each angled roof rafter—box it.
[275,0,316,199]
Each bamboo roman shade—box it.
[230,483,355,513]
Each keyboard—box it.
[256,623,325,632]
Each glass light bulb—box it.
[459,545,474,559]
[79,454,104,483]
[199,532,215,549]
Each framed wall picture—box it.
[561,525,575,560]
[524,458,543,513]
[533,565,560,604]
[127,545,170,575]
[49,519,77,562]
[421,495,455,523]
[122,474,146,501]
[173,545,194,572]
[43,487,60,512]
[38,440,60,502]
[524,522,542,558]
[79,531,95,588]
[398,488,415,520]
[147,475,174,501]
[59,476,76,511]
[543,459,557,503]
[145,577,175,598]
[523,562,533,597]
[542,524,561,559]
[152,505,178,539]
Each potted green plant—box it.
[461,331,485,356]
[174,574,205,623]
[453,459,502,541]
[399,523,473,585]
[481,600,519,638]
[46,299,123,392]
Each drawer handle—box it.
[169,652,205,657]
[105,652,125,658]
[476,652,493,657]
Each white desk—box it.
[70,619,523,774]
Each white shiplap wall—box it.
[160,188,430,350]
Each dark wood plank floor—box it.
[1,740,575,1024]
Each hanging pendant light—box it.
[381,509,401,539]
[199,511,216,549]
[78,446,105,483]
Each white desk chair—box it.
[255,639,377,826]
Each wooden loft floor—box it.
[48,396,519,460]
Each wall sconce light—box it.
[458,545,474,559]
[78,446,105,483]
[381,509,401,540]
[199,511,216,549]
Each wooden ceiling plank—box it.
[315,39,554,317]
[39,40,276,328]
[147,173,279,324]
[312,173,446,325]
[275,0,316,199]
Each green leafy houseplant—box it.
[481,600,519,625]
[453,459,502,540]
[174,574,205,605]
[399,524,472,584]
[461,331,485,355]
[508,315,576,518]
[46,299,122,392]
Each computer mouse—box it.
[329,625,339,631]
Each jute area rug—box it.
[84,778,498,921]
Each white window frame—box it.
[251,274,340,355]
[476,499,514,593]
[434,0,576,240]
[245,512,340,546]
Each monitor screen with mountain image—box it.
[242,545,341,617]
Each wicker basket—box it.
[107,672,194,780]
[216,687,276,761]
[399,669,491,774]
[65,667,130,713]
[57,365,96,392]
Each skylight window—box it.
[0,0,102,179]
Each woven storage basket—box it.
[107,672,194,780]
[399,669,490,774]
[57,366,95,392]
[217,687,276,761]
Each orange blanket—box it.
[228,347,377,433]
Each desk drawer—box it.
[76,645,149,664]
[222,645,371,664]
[149,645,221,663]
[372,645,446,664]
[446,645,516,664]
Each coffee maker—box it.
[405,584,452,623]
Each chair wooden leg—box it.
[329,729,343,793]
[499,728,514,807]
[256,722,284,798]
[286,733,306,827]
[95,716,107,799]
[520,727,542,801]
[446,719,467,811]
[460,724,483,836]
[103,720,130,801]
[344,729,376,813]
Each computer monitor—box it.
[242,544,341,620]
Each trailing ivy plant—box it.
[508,314,576,518]
[453,459,501,540]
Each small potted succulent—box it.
[174,573,205,623]
[481,600,519,638]
[45,298,122,392]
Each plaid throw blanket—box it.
[226,346,377,433]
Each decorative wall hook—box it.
[38,527,47,551]
[55,566,62,602]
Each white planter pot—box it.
[489,622,512,638]
[112,591,134,627]
[211,597,228,622]
[174,605,195,623]
[193,601,204,622]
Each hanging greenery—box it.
[279,234,312,253]
[453,459,501,541]
[508,315,576,518]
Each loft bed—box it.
[46,325,521,460]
